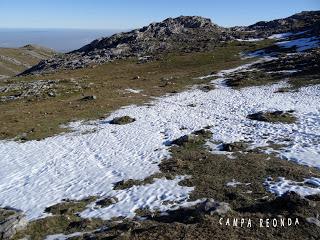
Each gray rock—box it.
[199,199,231,216]
[199,84,215,92]
[0,207,27,240]
[171,134,201,146]
[306,217,320,227]
[110,116,136,125]
[81,95,97,101]
[220,142,247,152]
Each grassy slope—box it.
[0,45,55,76]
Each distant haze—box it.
[0,29,122,52]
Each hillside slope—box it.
[0,44,55,78]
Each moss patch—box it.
[247,110,296,124]
[44,197,97,215]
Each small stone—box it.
[198,199,231,216]
[81,95,97,101]
[199,84,215,92]
[48,91,56,97]
[171,134,200,146]
[96,197,118,208]
[110,116,136,125]
[220,142,247,152]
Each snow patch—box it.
[268,32,293,40]
[276,37,320,52]
[226,179,251,187]
[45,232,86,240]
[268,31,309,40]
[80,176,198,220]
[265,177,320,196]
[236,38,264,42]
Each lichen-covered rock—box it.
[110,116,136,125]
[197,199,231,216]
[171,129,212,146]
[220,142,248,152]
[0,207,27,240]
[81,95,97,101]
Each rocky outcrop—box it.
[0,208,27,240]
[20,16,226,75]
[20,11,320,75]
[232,11,320,38]
[247,11,320,34]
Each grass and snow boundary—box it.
[0,53,320,221]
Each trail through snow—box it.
[0,56,319,220]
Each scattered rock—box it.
[220,142,247,152]
[81,95,97,101]
[171,129,212,146]
[110,116,136,125]
[96,197,118,208]
[47,91,56,97]
[198,199,231,216]
[171,134,201,146]
[137,56,153,64]
[187,103,196,107]
[199,84,215,92]
[192,129,213,138]
[0,207,27,240]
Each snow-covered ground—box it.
[0,55,319,221]
[276,37,320,52]
[268,32,294,40]
[267,31,309,40]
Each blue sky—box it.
[1,0,319,29]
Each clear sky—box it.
[1,0,319,29]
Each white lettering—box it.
[272,219,277,227]
[266,218,269,228]
[247,219,252,228]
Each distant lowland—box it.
[0,28,121,52]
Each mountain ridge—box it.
[21,11,320,75]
